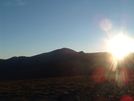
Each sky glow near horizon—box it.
[1,0,134,59]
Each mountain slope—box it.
[0,48,133,81]
[0,48,76,80]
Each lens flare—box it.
[120,95,134,101]
[107,34,134,59]
[120,67,133,84]
[92,67,106,83]
[100,19,112,31]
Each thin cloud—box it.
[15,0,27,6]
[4,0,27,6]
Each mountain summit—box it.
[33,48,77,57]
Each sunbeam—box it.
[105,31,134,85]
[107,33,134,59]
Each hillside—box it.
[0,48,134,101]
[0,48,134,81]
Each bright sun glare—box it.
[108,34,134,59]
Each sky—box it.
[1,0,134,59]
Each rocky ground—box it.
[0,76,134,101]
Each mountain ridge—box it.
[2,48,77,60]
[0,48,134,81]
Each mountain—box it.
[0,48,134,81]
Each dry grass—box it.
[0,75,134,101]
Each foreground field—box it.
[0,76,134,101]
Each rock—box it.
[62,91,69,95]
[119,90,126,96]
[72,95,80,101]
[49,100,58,101]
[54,91,69,100]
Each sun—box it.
[107,34,134,59]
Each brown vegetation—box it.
[0,75,134,101]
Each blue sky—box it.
[1,0,134,59]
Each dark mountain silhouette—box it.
[0,48,134,81]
